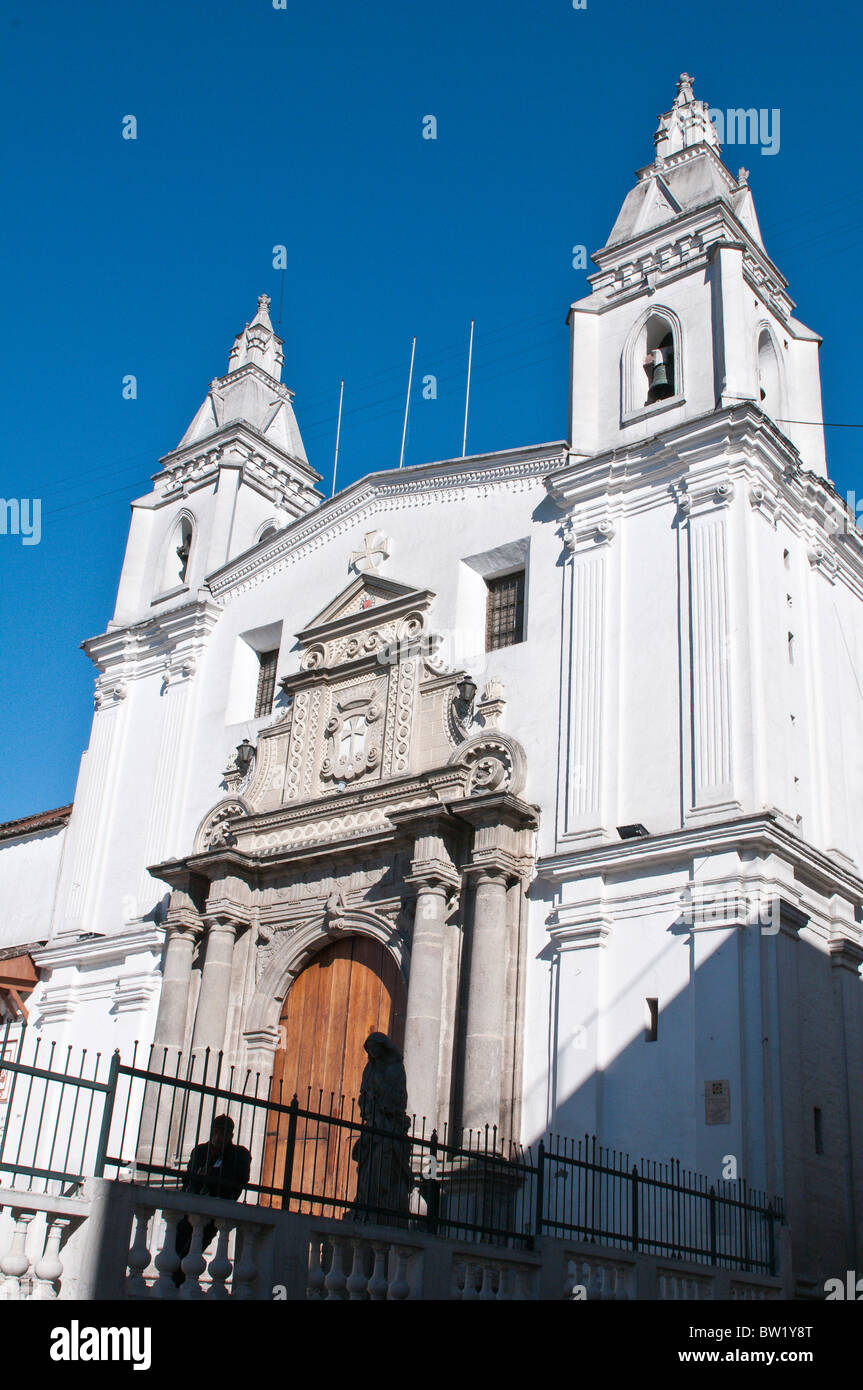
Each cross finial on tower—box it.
[675,72,695,104]
[253,293,273,328]
[226,293,282,377]
[654,72,720,162]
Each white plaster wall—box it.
[0,828,65,951]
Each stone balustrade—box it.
[0,1180,790,1301]
[307,1231,420,1300]
[123,1191,276,1300]
[450,1254,539,1300]
[0,1191,85,1301]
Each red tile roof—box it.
[0,805,73,842]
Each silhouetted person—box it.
[173,1114,252,1285]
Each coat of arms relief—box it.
[320,684,385,784]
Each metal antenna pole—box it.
[331,379,344,497]
[399,336,416,469]
[461,319,475,458]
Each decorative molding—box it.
[546,904,612,951]
[194,799,252,853]
[748,484,778,525]
[206,445,567,600]
[477,678,506,731]
[448,733,527,798]
[808,545,837,583]
[536,812,863,906]
[560,514,616,555]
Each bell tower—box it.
[568,74,827,476]
[113,294,323,627]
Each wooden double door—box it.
[263,935,406,1210]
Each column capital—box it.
[202,911,244,937]
[546,903,612,951]
[463,855,519,887]
[405,861,461,896]
[828,933,863,972]
[163,914,202,941]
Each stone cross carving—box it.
[350,531,392,574]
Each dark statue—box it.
[350,1032,412,1222]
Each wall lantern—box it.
[456,676,477,709]
[235,739,255,777]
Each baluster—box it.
[367,1244,388,1301]
[126,1209,152,1299]
[495,1266,513,1300]
[31,1218,70,1300]
[178,1215,207,1300]
[207,1222,233,1299]
[324,1237,348,1300]
[450,1259,466,1300]
[461,1259,479,1301]
[0,1211,34,1301]
[478,1262,495,1300]
[386,1245,410,1301]
[346,1240,368,1300]
[232,1224,260,1300]
[153,1211,181,1299]
[306,1237,326,1299]
[514,1267,532,1301]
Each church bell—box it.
[647,346,673,401]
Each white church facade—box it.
[2,75,863,1297]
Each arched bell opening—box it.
[621,306,683,417]
[757,326,782,411]
[644,318,676,403]
[156,511,195,597]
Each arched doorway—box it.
[262,934,406,1211]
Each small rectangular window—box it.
[254,649,279,718]
[645,998,659,1043]
[485,571,525,651]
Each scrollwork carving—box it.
[447,731,528,798]
[194,798,252,853]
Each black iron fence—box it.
[0,1025,783,1273]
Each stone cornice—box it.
[155,410,322,490]
[32,924,164,971]
[546,404,801,509]
[545,405,863,599]
[536,813,863,906]
[205,443,567,600]
[586,197,793,321]
[84,595,222,684]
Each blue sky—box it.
[1,0,861,821]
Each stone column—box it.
[402,879,451,1130]
[138,895,201,1171]
[391,806,463,1135]
[461,868,510,1136]
[191,920,238,1066]
[152,922,199,1056]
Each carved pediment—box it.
[290,574,436,676]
